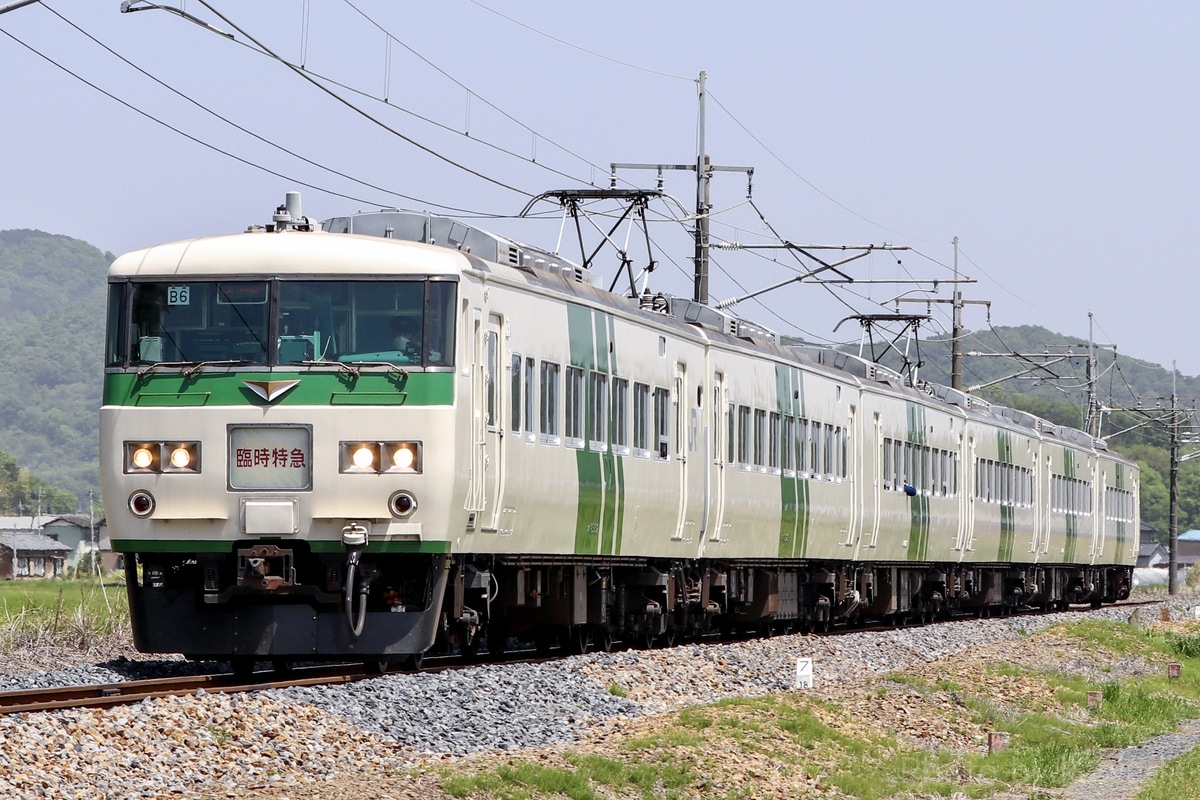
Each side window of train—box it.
[484,330,498,429]
[736,405,751,470]
[510,353,522,434]
[524,357,535,441]
[726,402,735,465]
[632,382,651,457]
[589,371,608,452]
[539,361,560,445]
[653,387,670,461]
[753,410,767,471]
[564,367,585,448]
[611,377,629,454]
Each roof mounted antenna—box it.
[271,191,313,232]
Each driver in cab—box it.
[390,316,421,363]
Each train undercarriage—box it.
[441,556,1134,656]
[121,544,1132,671]
[123,544,1133,670]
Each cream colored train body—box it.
[101,199,1137,665]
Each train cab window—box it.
[125,281,270,366]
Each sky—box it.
[2,1,1198,381]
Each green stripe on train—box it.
[997,429,1015,562]
[906,402,931,561]
[1063,448,1078,563]
[103,371,454,407]
[568,304,625,556]
[776,364,810,557]
[110,539,451,554]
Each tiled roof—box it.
[0,532,72,553]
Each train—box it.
[100,192,1138,670]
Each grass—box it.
[432,614,1200,799]
[0,576,130,653]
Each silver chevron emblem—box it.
[243,379,301,403]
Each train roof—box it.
[109,197,1130,464]
[108,226,473,279]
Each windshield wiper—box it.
[136,361,195,377]
[182,359,246,377]
[339,361,410,378]
[299,359,363,377]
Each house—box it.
[40,513,108,572]
[1179,529,1200,561]
[0,531,72,579]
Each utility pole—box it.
[951,237,963,390]
[89,489,99,578]
[612,72,752,307]
[694,71,710,305]
[1169,368,1179,594]
[897,235,987,389]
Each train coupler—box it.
[236,544,296,591]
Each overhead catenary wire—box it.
[194,0,537,200]
[0,25,398,209]
[38,4,488,216]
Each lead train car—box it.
[100,197,1137,666]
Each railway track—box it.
[0,663,371,716]
[0,599,1158,717]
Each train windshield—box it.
[108,278,456,369]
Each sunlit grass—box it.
[433,615,1200,799]
[0,577,130,654]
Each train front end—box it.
[100,210,467,666]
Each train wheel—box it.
[271,658,295,676]
[641,629,656,650]
[400,652,424,671]
[487,622,509,658]
[231,657,256,681]
[567,625,590,656]
[596,629,613,653]
[364,660,390,676]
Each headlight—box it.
[124,441,201,474]
[131,446,156,470]
[352,445,376,469]
[340,441,421,474]
[386,442,421,473]
[340,442,380,473]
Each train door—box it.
[843,403,859,547]
[956,436,974,555]
[671,361,690,540]
[703,371,727,550]
[1089,462,1104,561]
[469,311,505,531]
[867,412,883,549]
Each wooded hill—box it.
[0,227,1194,533]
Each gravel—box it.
[0,596,1198,799]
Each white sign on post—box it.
[795,657,813,689]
